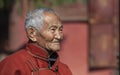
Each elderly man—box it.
[0,8,72,75]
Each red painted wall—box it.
[59,22,112,75]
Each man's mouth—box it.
[52,41,60,45]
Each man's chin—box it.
[52,49,60,52]
[48,43,61,51]
[51,46,60,52]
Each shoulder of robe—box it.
[58,61,70,68]
[58,61,73,75]
[0,49,28,66]
[0,49,29,75]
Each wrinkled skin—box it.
[27,12,63,52]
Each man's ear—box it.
[27,26,37,42]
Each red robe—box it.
[0,43,72,75]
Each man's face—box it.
[36,12,63,52]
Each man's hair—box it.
[25,8,58,31]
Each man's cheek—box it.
[45,35,54,41]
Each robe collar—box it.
[26,43,48,58]
[25,43,59,72]
[25,43,59,62]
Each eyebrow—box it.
[49,26,57,29]
[49,24,63,28]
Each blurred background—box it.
[0,0,119,75]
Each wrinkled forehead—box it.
[44,12,61,22]
[41,12,62,29]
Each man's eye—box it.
[59,28,63,31]
[51,28,56,31]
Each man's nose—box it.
[55,31,63,40]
